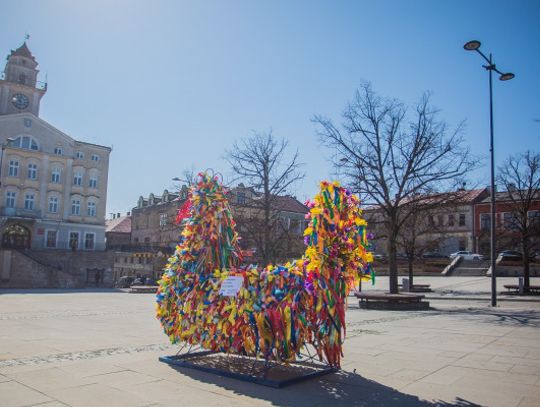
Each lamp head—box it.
[499,72,515,81]
[464,40,481,51]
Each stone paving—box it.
[1,278,539,407]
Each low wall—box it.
[372,259,449,276]
[0,249,116,289]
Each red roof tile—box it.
[106,216,132,233]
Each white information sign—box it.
[219,276,244,297]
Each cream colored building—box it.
[0,43,111,250]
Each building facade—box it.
[0,43,111,250]
[365,189,488,256]
[131,188,186,252]
[474,191,540,255]
[105,214,132,250]
[130,184,308,259]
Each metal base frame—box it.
[159,345,338,388]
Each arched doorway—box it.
[2,224,31,249]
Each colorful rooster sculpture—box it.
[156,173,373,368]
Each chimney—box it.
[508,183,516,192]
[127,211,131,216]
[117,212,121,218]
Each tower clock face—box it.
[12,93,30,110]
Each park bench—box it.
[503,284,540,294]
[397,283,432,293]
[354,292,430,310]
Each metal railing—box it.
[0,206,42,218]
[0,72,47,90]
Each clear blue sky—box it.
[1,0,538,215]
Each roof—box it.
[106,216,132,234]
[363,188,488,212]
[269,195,309,214]
[0,112,112,152]
[9,42,36,62]
[480,189,540,204]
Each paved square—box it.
[1,279,539,406]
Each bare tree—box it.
[172,165,198,187]
[497,151,540,293]
[397,203,441,286]
[226,131,305,266]
[313,83,476,294]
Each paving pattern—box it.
[1,279,539,407]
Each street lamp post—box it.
[464,40,514,307]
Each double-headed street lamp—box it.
[464,40,514,307]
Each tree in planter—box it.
[226,131,305,266]
[497,150,540,293]
[313,83,476,294]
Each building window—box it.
[91,154,100,162]
[5,191,16,208]
[502,212,518,230]
[437,214,444,226]
[71,199,81,215]
[51,168,61,183]
[480,213,491,231]
[54,147,63,155]
[13,136,38,151]
[84,233,95,250]
[8,160,19,177]
[48,196,58,213]
[459,213,466,226]
[27,163,37,179]
[46,230,57,248]
[237,192,246,205]
[448,214,455,227]
[24,193,34,210]
[89,177,97,189]
[528,210,540,227]
[159,213,168,227]
[76,151,84,159]
[73,172,83,186]
[87,201,97,217]
[69,232,79,250]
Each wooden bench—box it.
[354,292,430,310]
[397,283,432,293]
[503,284,540,294]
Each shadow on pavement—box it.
[163,365,481,407]
[0,288,125,295]
[430,307,540,327]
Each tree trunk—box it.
[263,165,271,267]
[408,259,414,287]
[387,236,398,294]
[523,237,530,293]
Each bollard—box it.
[402,277,410,292]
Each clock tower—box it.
[0,42,47,116]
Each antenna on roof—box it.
[24,33,30,41]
